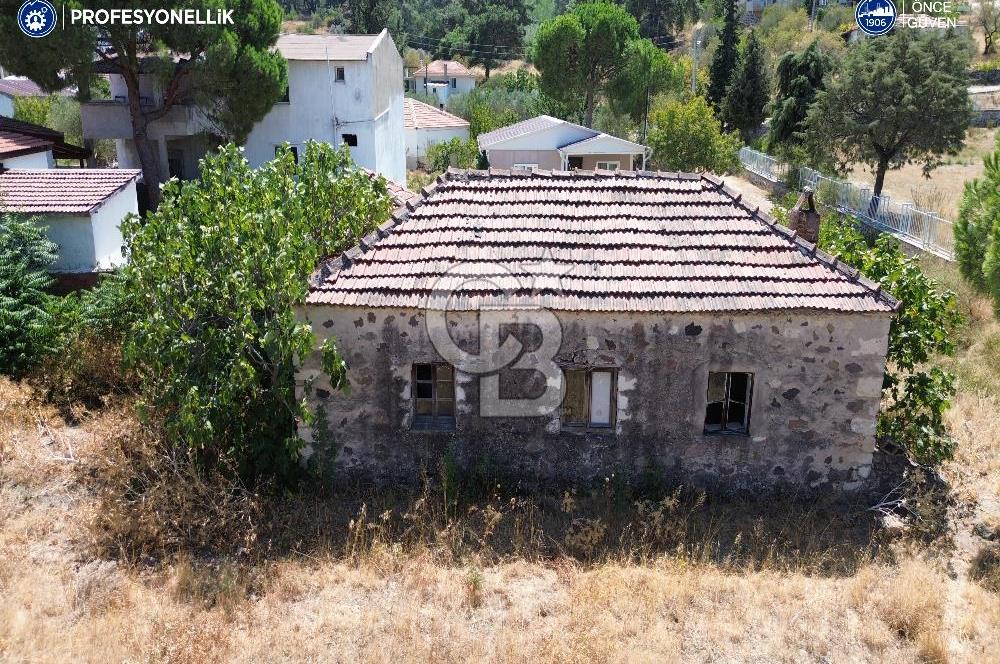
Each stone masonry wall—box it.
[295,306,892,492]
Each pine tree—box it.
[0,213,58,376]
[722,30,770,142]
[768,40,832,150]
[707,0,740,108]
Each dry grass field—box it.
[848,128,998,220]
[2,262,999,663]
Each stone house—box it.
[295,168,897,491]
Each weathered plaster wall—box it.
[295,306,892,492]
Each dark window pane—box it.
[415,399,433,415]
[727,401,746,431]
[563,369,587,425]
[730,373,750,401]
[707,372,727,403]
[415,365,432,381]
[415,382,433,399]
[705,402,724,431]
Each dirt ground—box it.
[847,128,998,220]
[1,264,999,663]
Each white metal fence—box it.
[738,148,955,261]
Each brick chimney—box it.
[788,187,820,244]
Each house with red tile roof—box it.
[403,97,470,169]
[0,168,140,278]
[296,168,895,491]
[405,60,477,107]
[0,117,89,168]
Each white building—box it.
[477,116,649,171]
[0,168,140,275]
[403,97,470,169]
[405,60,477,108]
[81,30,406,185]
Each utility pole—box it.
[690,27,702,96]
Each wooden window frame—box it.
[412,363,456,431]
[703,371,754,435]
[561,367,617,430]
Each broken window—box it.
[562,368,616,428]
[704,371,753,434]
[413,363,455,430]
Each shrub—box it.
[426,137,480,172]
[0,212,58,377]
[820,216,962,465]
[120,142,392,483]
[646,96,741,173]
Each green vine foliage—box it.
[819,216,962,465]
[0,212,59,377]
[120,143,392,483]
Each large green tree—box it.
[802,28,971,210]
[534,0,640,127]
[626,0,701,37]
[767,39,832,150]
[349,0,396,33]
[721,30,769,142]
[448,0,528,79]
[706,0,740,108]
[606,38,682,136]
[121,143,392,481]
[955,138,1000,314]
[0,0,288,208]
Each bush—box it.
[426,137,480,171]
[955,138,1000,313]
[646,96,741,173]
[0,212,58,377]
[819,216,962,466]
[120,142,392,483]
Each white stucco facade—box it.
[82,30,407,185]
[2,149,53,168]
[0,92,13,118]
[41,181,138,273]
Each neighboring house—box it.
[0,168,140,283]
[81,30,406,185]
[477,116,649,171]
[403,97,470,169]
[405,60,476,108]
[0,117,89,168]
[296,169,896,491]
[0,76,70,118]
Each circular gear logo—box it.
[855,0,897,36]
[17,0,57,38]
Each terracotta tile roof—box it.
[404,97,470,131]
[410,60,474,77]
[362,167,419,208]
[0,117,88,161]
[0,131,52,159]
[307,169,898,314]
[0,168,141,214]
